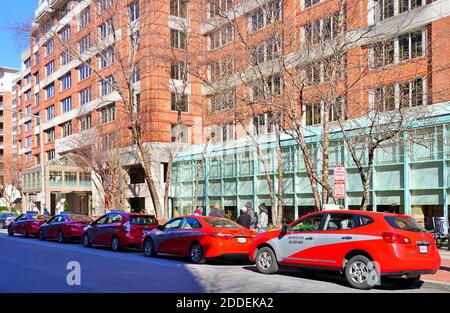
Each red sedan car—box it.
[8,213,49,237]
[142,216,256,263]
[249,210,441,290]
[38,213,93,243]
[82,211,159,251]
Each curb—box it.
[422,280,450,292]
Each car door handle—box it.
[305,237,313,240]
[341,236,353,240]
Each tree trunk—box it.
[321,104,331,206]
[275,128,284,228]
[193,139,210,211]
[164,152,173,218]
[360,148,375,211]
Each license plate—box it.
[237,237,247,243]
[419,245,428,254]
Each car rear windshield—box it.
[130,215,158,226]
[1,213,15,218]
[31,215,48,220]
[384,216,426,232]
[68,215,92,223]
[203,218,244,229]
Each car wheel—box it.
[189,243,205,264]
[57,231,65,243]
[22,228,28,238]
[82,234,91,247]
[38,230,46,241]
[0,221,4,229]
[255,247,279,274]
[144,238,156,257]
[111,236,122,252]
[7,226,14,237]
[345,255,379,290]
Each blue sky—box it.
[0,1,36,69]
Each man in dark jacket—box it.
[209,203,225,217]
[236,207,251,229]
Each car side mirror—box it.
[281,224,291,233]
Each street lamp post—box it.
[18,112,46,213]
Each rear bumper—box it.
[204,240,251,258]
[119,233,144,246]
[382,269,438,277]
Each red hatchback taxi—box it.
[38,213,93,243]
[82,211,159,251]
[249,210,441,290]
[8,212,49,237]
[143,216,255,263]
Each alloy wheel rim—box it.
[258,251,272,270]
[349,261,370,284]
[191,245,202,262]
[112,238,118,250]
[145,241,153,256]
[58,232,63,242]
[83,235,89,246]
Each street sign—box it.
[334,165,346,199]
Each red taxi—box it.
[249,210,441,290]
[142,216,255,263]
[38,213,93,243]
[8,213,49,237]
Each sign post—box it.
[333,165,346,200]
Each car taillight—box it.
[123,221,131,232]
[382,232,411,244]
[210,232,233,240]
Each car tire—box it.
[143,238,156,257]
[189,243,205,264]
[57,231,65,243]
[22,228,28,238]
[82,234,91,247]
[255,247,279,274]
[38,230,46,241]
[111,236,122,252]
[0,221,4,229]
[7,226,14,237]
[345,255,379,290]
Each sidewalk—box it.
[422,249,450,292]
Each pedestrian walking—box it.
[248,203,258,230]
[209,203,225,217]
[193,207,204,216]
[236,206,251,229]
[257,203,268,233]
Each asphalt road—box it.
[0,230,441,293]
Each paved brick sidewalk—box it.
[422,249,450,291]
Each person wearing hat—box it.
[209,203,224,217]
[257,203,268,233]
[236,203,251,229]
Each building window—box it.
[46,128,55,143]
[25,89,32,101]
[209,88,235,112]
[211,123,235,143]
[129,1,140,22]
[99,0,114,13]
[253,113,278,135]
[253,38,282,65]
[24,57,31,69]
[171,93,189,112]
[209,0,233,18]
[47,150,56,161]
[78,62,92,81]
[399,0,423,13]
[304,12,341,45]
[25,74,32,85]
[60,25,71,42]
[45,83,55,100]
[380,0,394,20]
[46,105,55,121]
[101,133,116,150]
[79,7,90,29]
[399,30,424,62]
[305,103,321,126]
[251,74,282,101]
[372,39,394,68]
[99,19,114,40]
[99,47,115,69]
[61,50,71,66]
[61,121,72,138]
[46,61,54,77]
[79,35,91,54]
[210,57,234,81]
[34,72,40,85]
[209,24,233,49]
[100,76,115,96]
[304,0,320,9]
[170,62,187,80]
[132,64,140,83]
[129,30,140,51]
[249,0,282,32]
[399,77,425,107]
[374,84,395,111]
[25,121,32,132]
[60,73,72,91]
[34,51,40,65]
[171,124,189,143]
[79,87,92,105]
[79,114,92,131]
[61,97,72,113]
[35,92,40,106]
[170,0,188,18]
[99,103,116,124]
[170,29,187,50]
[44,40,54,56]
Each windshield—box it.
[384,216,426,232]
[130,215,158,226]
[203,218,244,229]
[68,215,93,223]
